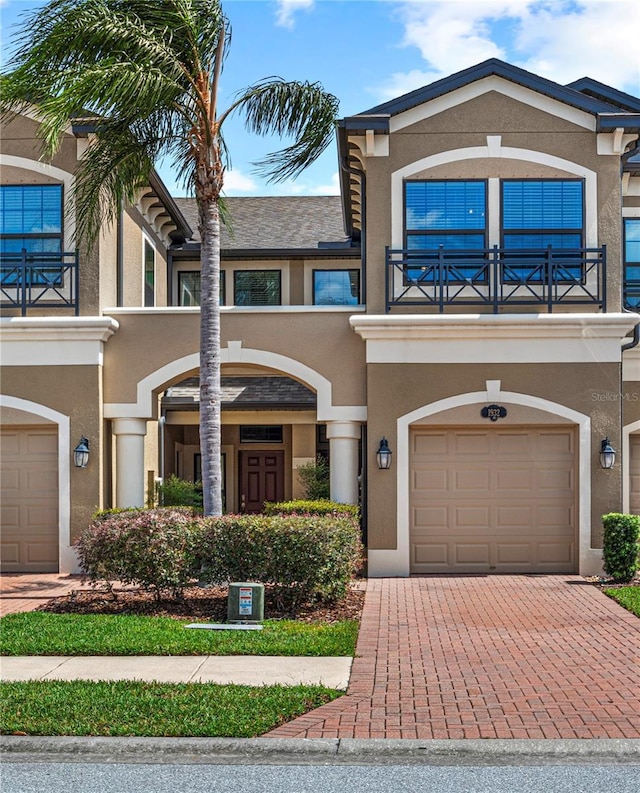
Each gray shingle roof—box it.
[162,376,317,410]
[173,196,350,249]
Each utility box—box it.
[227,582,265,623]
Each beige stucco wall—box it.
[1,113,79,175]
[102,310,367,410]
[2,364,104,543]
[365,361,622,553]
[358,90,623,314]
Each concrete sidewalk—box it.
[0,655,352,689]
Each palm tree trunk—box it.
[199,194,223,516]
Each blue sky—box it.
[2,0,639,197]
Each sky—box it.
[1,0,639,198]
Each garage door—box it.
[1,427,58,572]
[630,435,640,516]
[410,427,576,573]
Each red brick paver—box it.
[267,576,640,739]
[0,574,84,617]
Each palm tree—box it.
[1,0,338,516]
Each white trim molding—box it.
[0,154,76,249]
[0,317,119,366]
[350,313,639,364]
[391,141,598,248]
[367,387,597,578]
[0,395,75,574]
[622,419,640,513]
[389,76,597,133]
[104,345,367,422]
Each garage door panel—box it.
[629,436,640,516]
[455,506,490,528]
[455,543,490,564]
[410,426,576,573]
[1,427,58,573]
[413,432,447,456]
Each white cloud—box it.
[377,0,639,100]
[265,171,341,196]
[222,169,258,195]
[275,0,314,30]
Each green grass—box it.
[0,612,358,657]
[603,585,640,617]
[0,680,341,737]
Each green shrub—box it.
[264,499,360,518]
[75,507,201,601]
[296,456,330,500]
[92,507,144,521]
[602,512,640,583]
[198,513,363,605]
[156,475,203,510]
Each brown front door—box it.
[239,451,284,513]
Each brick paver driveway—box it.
[268,575,640,740]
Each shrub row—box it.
[263,499,360,518]
[75,507,363,604]
[602,512,640,583]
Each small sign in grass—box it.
[0,680,341,737]
[0,613,358,657]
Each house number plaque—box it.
[481,404,507,422]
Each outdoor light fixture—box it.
[73,436,90,468]
[376,437,392,470]
[600,437,616,470]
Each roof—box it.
[567,78,640,113]
[173,196,351,250]
[162,376,317,410]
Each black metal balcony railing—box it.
[385,245,606,313]
[0,250,79,316]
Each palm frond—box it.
[227,77,339,182]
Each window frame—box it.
[403,179,489,286]
[143,236,155,307]
[233,269,281,307]
[623,217,640,310]
[177,269,225,306]
[500,178,585,285]
[239,425,284,443]
[312,268,360,305]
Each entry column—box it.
[326,421,361,504]
[112,418,147,508]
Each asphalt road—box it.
[4,761,640,792]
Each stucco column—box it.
[112,418,147,508]
[326,421,361,504]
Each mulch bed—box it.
[38,583,365,624]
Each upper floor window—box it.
[0,184,63,253]
[143,238,155,307]
[313,269,360,305]
[623,218,640,310]
[178,270,225,306]
[502,180,583,249]
[405,180,486,250]
[234,270,280,306]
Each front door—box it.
[239,450,284,513]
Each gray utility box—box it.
[227,582,265,623]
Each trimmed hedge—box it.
[602,512,640,583]
[75,509,363,605]
[75,507,201,600]
[264,499,360,518]
[198,513,363,604]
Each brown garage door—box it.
[1,427,58,572]
[410,427,576,573]
[630,435,640,516]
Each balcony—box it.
[0,250,79,316]
[385,245,606,313]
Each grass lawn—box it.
[0,680,340,737]
[0,612,358,656]
[603,585,640,617]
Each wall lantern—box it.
[73,436,90,468]
[599,437,616,470]
[376,437,392,470]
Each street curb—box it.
[2,736,640,765]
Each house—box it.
[2,59,640,577]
